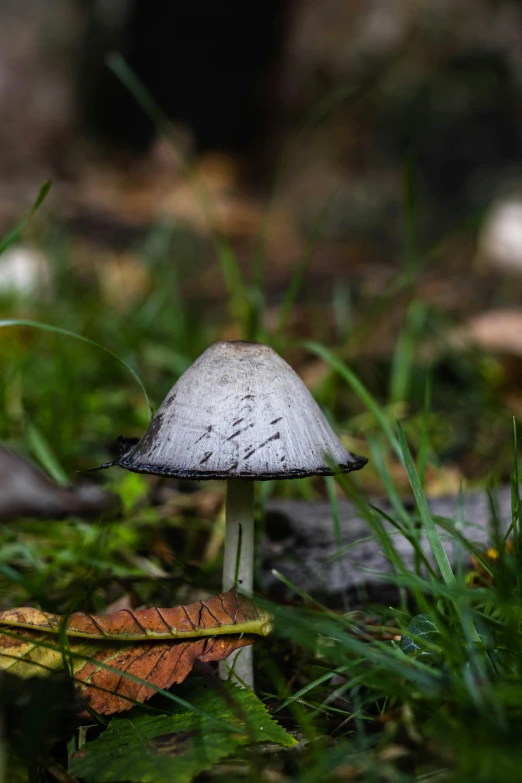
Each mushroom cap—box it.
[117,341,367,480]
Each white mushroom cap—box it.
[117,341,367,480]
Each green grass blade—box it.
[396,420,457,588]
[367,435,411,532]
[334,476,432,614]
[506,418,520,552]
[274,661,363,713]
[270,596,444,694]
[105,54,186,168]
[0,181,52,256]
[369,504,438,582]
[418,365,433,489]
[332,281,353,341]
[363,435,436,587]
[0,319,152,419]
[334,478,404,572]
[302,341,401,459]
[25,420,69,486]
[277,193,336,336]
[389,302,426,405]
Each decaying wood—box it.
[0,446,111,519]
[263,487,513,604]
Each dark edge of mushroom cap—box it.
[112,454,368,481]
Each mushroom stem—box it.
[223,479,255,594]
[220,479,255,688]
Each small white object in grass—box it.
[0,246,51,297]
[479,199,522,272]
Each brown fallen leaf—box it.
[0,627,253,715]
[0,591,271,715]
[452,310,522,356]
[0,589,273,640]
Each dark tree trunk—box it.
[79,0,288,155]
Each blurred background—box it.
[2,5,522,778]
[2,0,522,509]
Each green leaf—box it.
[70,681,296,783]
[400,614,440,655]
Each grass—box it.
[0,85,522,782]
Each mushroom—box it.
[110,341,367,686]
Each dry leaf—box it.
[0,627,253,715]
[0,591,271,715]
[0,589,273,640]
[452,310,522,356]
[96,251,151,311]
